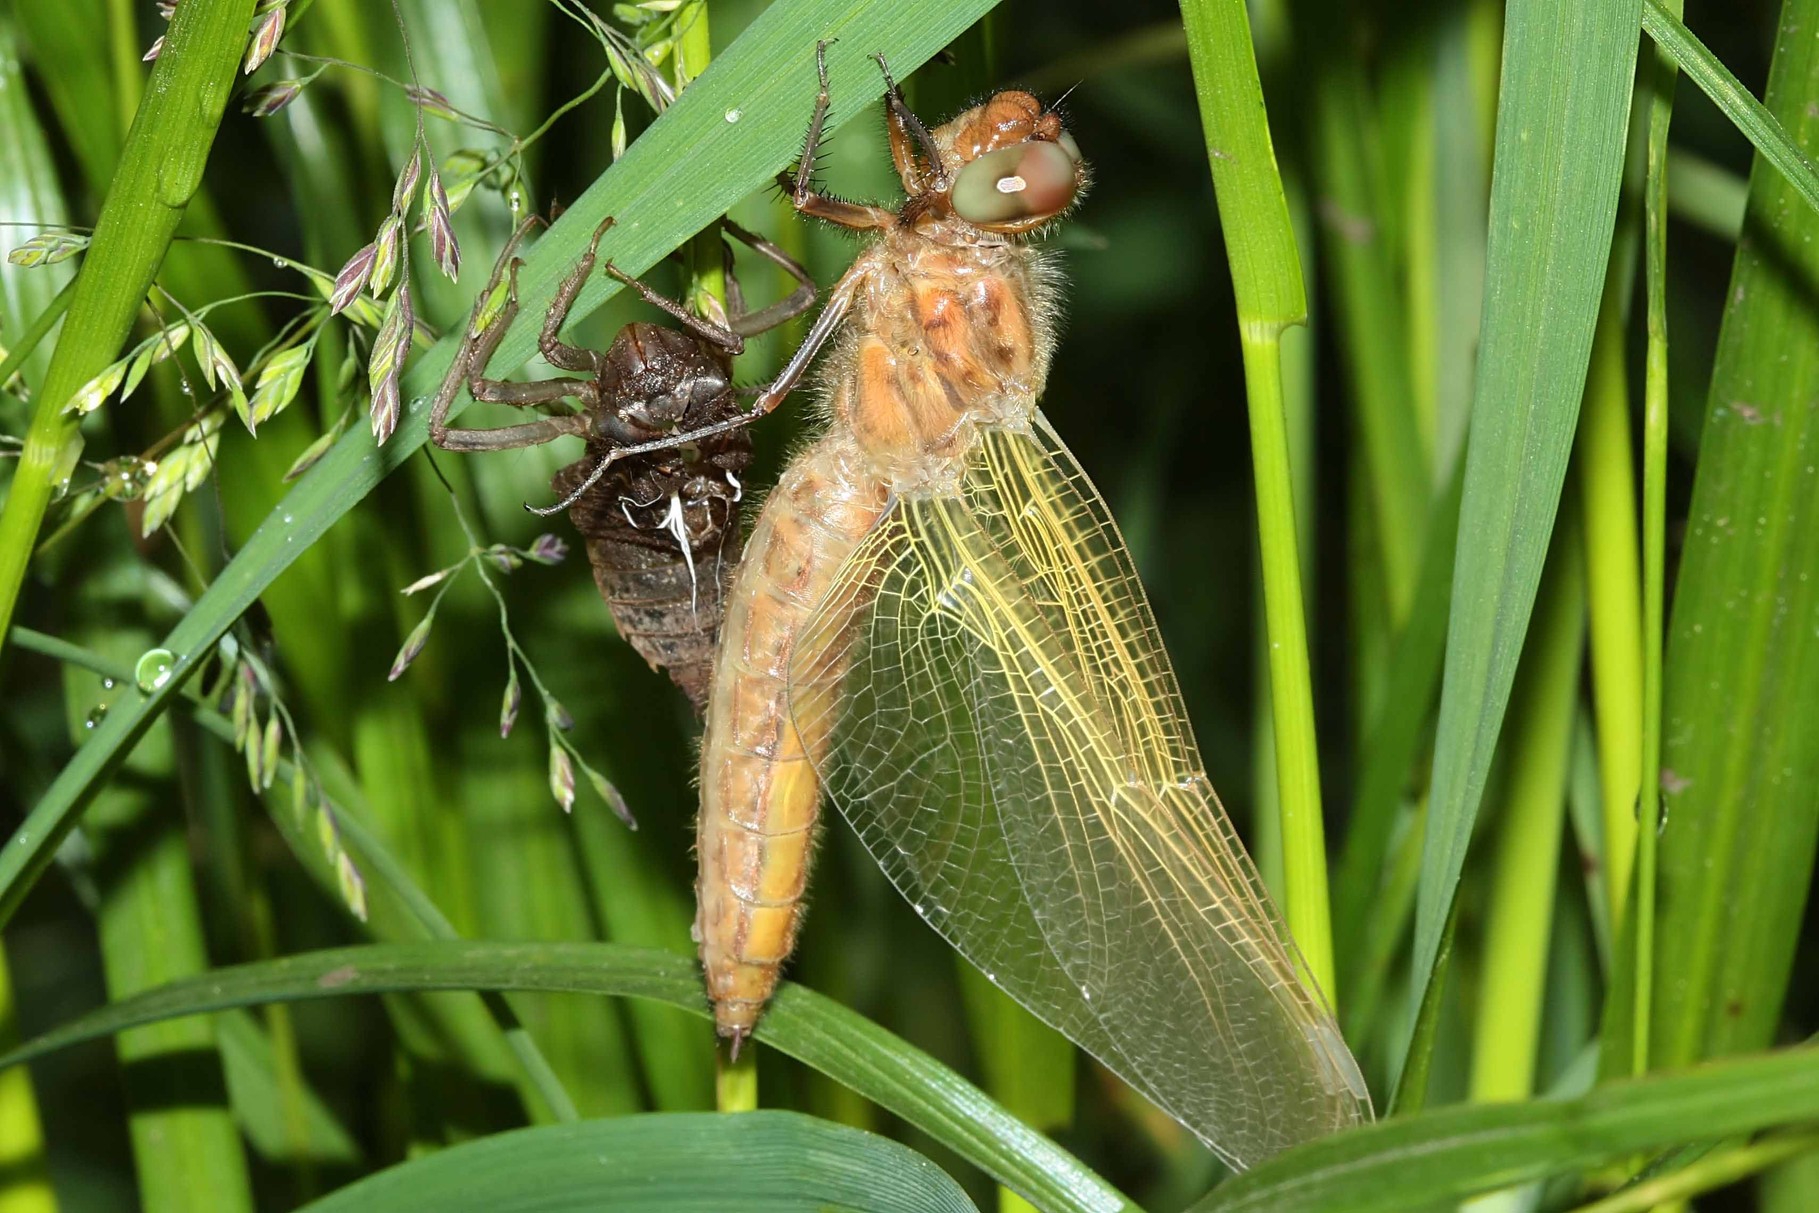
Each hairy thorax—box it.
[832,226,1053,496]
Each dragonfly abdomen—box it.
[696,435,888,1043]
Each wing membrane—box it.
[790,418,1369,1168]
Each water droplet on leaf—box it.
[135,648,176,693]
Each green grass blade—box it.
[1576,292,1643,939]
[1666,147,1747,240]
[0,0,1003,932]
[1648,0,1819,1070]
[11,0,121,196]
[1632,0,1680,1082]
[1178,0,1336,1000]
[0,15,73,397]
[8,622,581,1125]
[1641,0,1819,218]
[215,1010,361,1166]
[1467,519,1585,1103]
[1187,1043,1819,1213]
[1409,0,1640,1023]
[0,942,1137,1213]
[296,1112,978,1213]
[1334,460,1463,977]
[0,0,254,650]
[1305,53,1429,619]
[68,632,253,1213]
[0,953,54,1213]
[0,20,71,1207]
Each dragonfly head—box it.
[889,81,1088,236]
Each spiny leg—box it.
[720,219,817,339]
[432,215,592,452]
[539,215,617,373]
[779,41,896,231]
[433,216,541,447]
[875,53,946,193]
[602,260,745,356]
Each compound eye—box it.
[951,139,1081,228]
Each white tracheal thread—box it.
[655,493,699,613]
[617,488,705,615]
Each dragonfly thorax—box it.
[832,232,1052,495]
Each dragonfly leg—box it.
[778,42,897,232]
[538,216,615,374]
[720,219,817,338]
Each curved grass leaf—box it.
[0,0,1004,932]
[1641,0,1819,219]
[1410,0,1640,1037]
[298,1111,977,1213]
[0,941,1136,1213]
[1190,1043,1819,1213]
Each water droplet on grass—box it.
[135,648,176,693]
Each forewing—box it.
[789,419,1369,1169]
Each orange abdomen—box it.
[695,435,887,1041]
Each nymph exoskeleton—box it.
[430,215,814,712]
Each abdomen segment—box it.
[695,435,887,1042]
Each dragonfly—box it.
[568,45,1372,1167]
[430,213,814,712]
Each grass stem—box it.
[1634,0,1681,1079]
[1179,0,1335,1002]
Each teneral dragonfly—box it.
[581,46,1372,1167]
[430,214,814,712]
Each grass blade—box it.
[0,0,254,650]
[1648,0,1819,1069]
[1179,0,1337,999]
[0,0,1004,932]
[0,941,1136,1213]
[297,1111,978,1213]
[1189,1042,1819,1213]
[1641,0,1819,218]
[1409,0,1640,1026]
[1467,518,1584,1102]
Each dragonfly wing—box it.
[789,418,1369,1169]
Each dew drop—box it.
[273,257,289,269]
[101,677,116,691]
[84,703,108,730]
[723,108,742,123]
[914,903,928,918]
[134,647,177,694]
[509,191,523,213]
[281,513,293,525]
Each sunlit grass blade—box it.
[0,941,1137,1213]
[67,631,253,1212]
[1468,518,1584,1104]
[296,1111,979,1213]
[1186,1043,1819,1213]
[7,622,581,1124]
[1646,0,1819,1070]
[0,0,253,650]
[0,0,1005,934]
[1179,0,1336,1000]
[1409,0,1640,1032]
